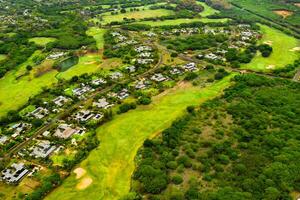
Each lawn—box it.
[101,9,175,24]
[0,69,58,117]
[134,18,228,26]
[197,1,220,17]
[0,54,7,61]
[45,74,235,200]
[241,24,300,71]
[86,28,107,49]
[29,37,57,47]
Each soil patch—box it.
[295,3,300,8]
[74,168,86,179]
[266,65,275,70]
[290,47,300,52]
[273,10,293,18]
[76,177,93,190]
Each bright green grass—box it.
[197,1,219,17]
[29,37,56,47]
[57,54,102,80]
[0,54,7,61]
[133,17,228,26]
[0,70,57,117]
[242,24,300,71]
[86,27,107,49]
[45,74,235,200]
[101,9,174,24]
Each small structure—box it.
[151,73,167,82]
[0,135,8,145]
[54,124,78,139]
[117,89,129,100]
[74,110,94,122]
[1,163,29,184]
[47,52,65,60]
[125,65,136,73]
[30,107,49,119]
[52,96,69,107]
[183,62,198,72]
[30,140,56,158]
[135,80,147,90]
[72,86,92,97]
[135,46,152,53]
[10,122,32,138]
[91,78,106,86]
[170,68,182,75]
[93,98,113,109]
[110,72,123,80]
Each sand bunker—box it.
[263,40,273,46]
[290,47,300,52]
[266,65,275,70]
[273,10,293,18]
[76,177,93,190]
[74,168,86,179]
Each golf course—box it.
[45,74,235,200]
[242,24,300,71]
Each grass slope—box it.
[242,24,299,72]
[197,1,219,17]
[29,37,56,47]
[0,54,7,61]
[86,28,106,49]
[134,18,228,26]
[101,9,174,24]
[45,74,235,200]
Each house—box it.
[10,122,32,138]
[151,73,167,82]
[52,96,69,107]
[93,98,113,109]
[0,135,8,145]
[54,124,78,139]
[135,46,152,53]
[47,52,65,60]
[110,72,123,80]
[125,65,136,73]
[30,140,56,158]
[117,89,129,100]
[1,163,29,184]
[138,52,152,58]
[74,110,94,122]
[183,62,198,72]
[30,107,49,119]
[91,78,106,86]
[170,68,182,75]
[205,53,219,60]
[72,86,92,97]
[93,113,104,120]
[135,80,147,90]
[136,59,154,65]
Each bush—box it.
[172,175,183,185]
[118,103,137,114]
[138,97,151,105]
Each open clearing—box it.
[273,10,294,18]
[101,9,174,24]
[241,24,300,72]
[0,54,7,61]
[134,18,228,26]
[45,74,235,200]
[196,1,219,17]
[86,27,106,49]
[29,37,56,46]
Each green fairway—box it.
[134,18,228,26]
[86,27,106,49]
[0,70,57,117]
[29,37,56,47]
[197,1,220,17]
[57,53,102,80]
[45,74,235,200]
[101,9,174,24]
[0,54,7,61]
[242,24,300,71]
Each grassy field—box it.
[0,54,7,61]
[101,9,174,24]
[45,74,235,200]
[86,28,106,49]
[134,17,228,26]
[241,24,300,71]
[29,37,56,47]
[197,1,220,17]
